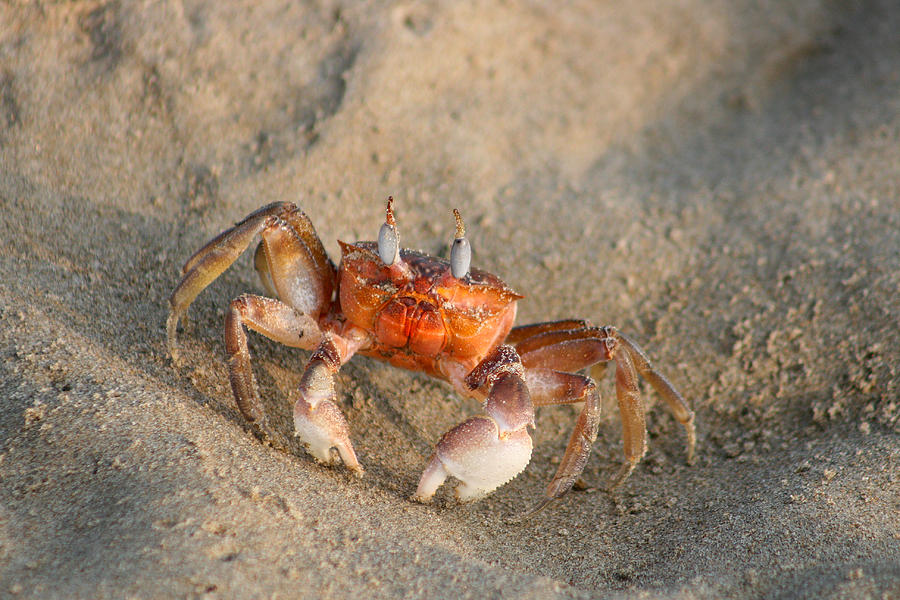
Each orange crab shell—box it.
[337,241,523,375]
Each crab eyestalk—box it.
[450,208,471,279]
[378,196,401,266]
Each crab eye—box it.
[450,208,471,279]
[378,196,400,265]
[451,237,471,279]
[378,223,399,265]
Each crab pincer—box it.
[291,334,364,476]
[413,346,535,502]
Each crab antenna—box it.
[453,208,466,239]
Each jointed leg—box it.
[168,202,334,362]
[224,294,323,439]
[511,321,694,492]
[607,347,647,489]
[169,203,352,465]
[617,333,695,464]
[520,368,602,516]
[222,296,366,474]
[514,325,617,371]
[505,319,591,345]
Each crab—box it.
[167,198,695,514]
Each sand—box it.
[1,1,898,598]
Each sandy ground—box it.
[1,1,899,598]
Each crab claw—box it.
[292,358,364,476]
[413,416,533,503]
[413,357,535,503]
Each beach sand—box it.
[1,1,898,597]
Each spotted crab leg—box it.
[413,345,535,503]
[510,322,694,501]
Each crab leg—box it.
[512,322,695,490]
[224,294,323,438]
[291,332,366,475]
[607,346,647,488]
[504,319,591,345]
[616,332,696,463]
[413,345,535,503]
[520,369,602,516]
[167,202,334,362]
[514,325,693,437]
